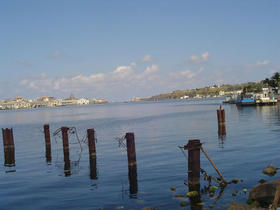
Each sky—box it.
[0,0,279,101]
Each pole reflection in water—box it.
[64,160,71,177]
[125,133,138,197]
[128,165,138,196]
[189,183,202,210]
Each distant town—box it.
[0,94,108,110]
[2,73,280,110]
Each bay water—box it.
[0,98,279,209]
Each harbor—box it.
[1,99,280,209]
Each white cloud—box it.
[144,64,159,74]
[256,60,270,66]
[189,52,210,64]
[130,62,137,66]
[169,67,204,79]
[142,54,152,62]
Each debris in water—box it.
[258,179,266,184]
[209,186,216,193]
[170,187,176,191]
[186,191,199,197]
[180,202,188,207]
[262,164,277,176]
[232,178,239,184]
[141,207,157,210]
[173,194,188,202]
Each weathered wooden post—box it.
[184,139,202,209]
[184,139,201,186]
[61,127,70,176]
[2,128,9,166]
[87,128,97,179]
[44,124,51,162]
[2,128,15,166]
[8,129,15,166]
[217,106,226,137]
[125,132,138,195]
[61,127,70,162]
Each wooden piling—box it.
[61,127,70,163]
[125,133,136,167]
[87,129,97,179]
[184,139,201,186]
[217,106,225,124]
[2,128,15,166]
[44,124,51,162]
[125,133,138,195]
[217,106,226,136]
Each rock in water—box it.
[262,164,277,176]
[227,202,263,210]
[248,180,278,207]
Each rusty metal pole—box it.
[61,127,70,162]
[184,139,201,209]
[2,128,10,166]
[217,106,226,137]
[44,124,51,162]
[184,139,201,186]
[87,129,97,179]
[8,129,15,166]
[61,127,70,176]
[2,128,15,166]
[125,132,138,195]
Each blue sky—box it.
[0,0,279,101]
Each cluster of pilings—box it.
[1,124,138,194]
[1,106,225,196]
[44,125,138,194]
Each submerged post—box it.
[184,139,201,186]
[44,124,51,162]
[217,106,226,137]
[61,127,70,163]
[61,127,70,176]
[87,128,97,179]
[125,132,138,195]
[2,128,15,166]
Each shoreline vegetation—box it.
[139,72,280,101]
[2,73,280,110]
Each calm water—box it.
[0,98,280,209]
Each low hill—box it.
[142,82,263,101]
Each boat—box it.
[223,94,238,104]
[236,94,256,106]
[255,96,277,106]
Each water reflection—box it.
[45,145,52,163]
[189,184,202,210]
[89,156,97,179]
[64,160,71,177]
[128,165,138,197]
